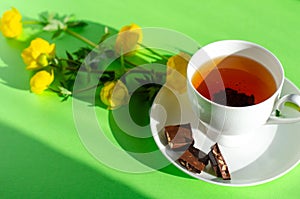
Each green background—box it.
[1,0,300,198]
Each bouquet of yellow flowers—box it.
[0,7,190,110]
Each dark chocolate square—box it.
[208,143,231,180]
[178,149,206,173]
[164,123,194,150]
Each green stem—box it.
[64,66,80,71]
[120,48,125,68]
[72,83,101,94]
[138,43,169,61]
[57,60,68,88]
[64,28,98,48]
[124,68,152,74]
[124,59,138,67]
[48,87,61,94]
[136,51,161,60]
[117,48,127,78]
[23,20,43,25]
[98,32,110,44]
[58,58,81,65]
[65,66,111,74]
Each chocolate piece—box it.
[208,151,222,177]
[164,123,194,150]
[178,146,209,173]
[178,149,206,173]
[213,88,255,107]
[188,146,209,165]
[208,143,231,180]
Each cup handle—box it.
[267,94,300,124]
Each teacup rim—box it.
[187,39,285,110]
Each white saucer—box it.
[150,78,300,186]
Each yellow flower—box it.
[115,23,142,55]
[0,7,22,38]
[100,80,129,110]
[166,52,191,93]
[30,70,54,94]
[21,38,56,70]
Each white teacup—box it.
[187,40,300,144]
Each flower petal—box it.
[30,70,54,94]
[115,23,142,55]
[0,7,22,38]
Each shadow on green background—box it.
[0,36,29,90]
[0,122,146,198]
[108,111,194,180]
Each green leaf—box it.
[58,86,72,95]
[38,11,50,23]
[64,71,76,75]
[61,95,70,102]
[67,21,88,28]
[73,47,92,60]
[100,71,115,82]
[52,29,63,39]
[66,51,74,60]
[43,19,66,31]
[98,32,110,44]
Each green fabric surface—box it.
[0,0,300,198]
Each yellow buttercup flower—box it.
[100,80,129,110]
[21,38,56,70]
[0,7,22,38]
[30,70,54,94]
[115,23,142,55]
[166,52,191,93]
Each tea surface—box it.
[192,55,277,106]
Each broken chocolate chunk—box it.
[164,123,194,150]
[208,151,222,177]
[208,143,231,180]
[213,88,255,107]
[188,146,209,165]
[178,149,206,173]
[177,145,209,174]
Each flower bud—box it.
[100,80,129,110]
[37,54,49,67]
[115,23,142,56]
[0,7,22,38]
[166,52,191,93]
[30,70,54,94]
